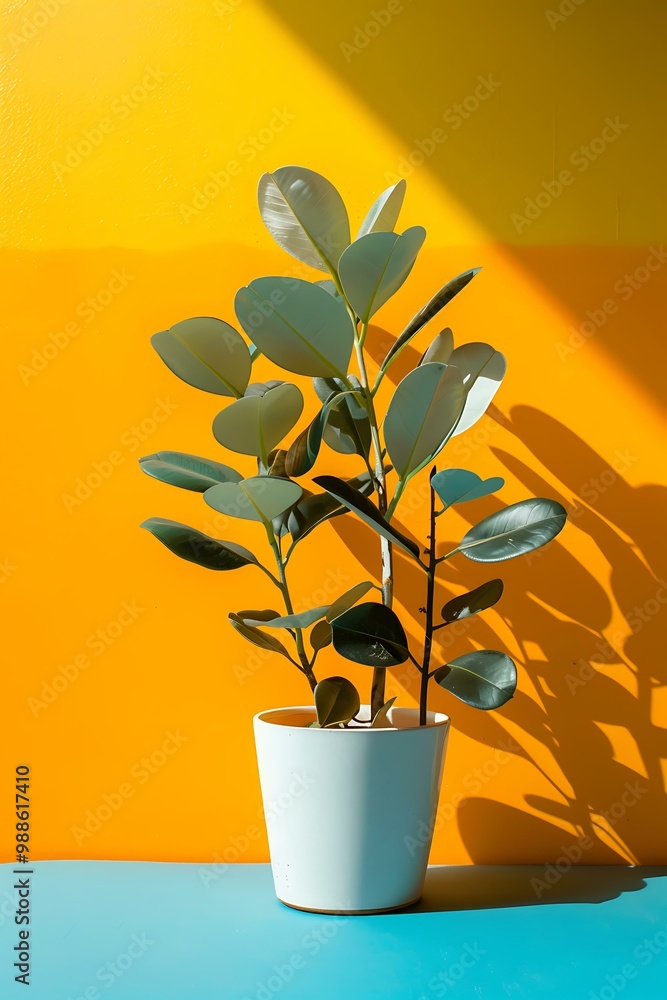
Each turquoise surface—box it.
[1,863,666,998]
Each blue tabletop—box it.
[1,862,666,999]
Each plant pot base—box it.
[277,894,421,916]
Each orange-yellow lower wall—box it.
[1,241,665,866]
[1,0,666,867]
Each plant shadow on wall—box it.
[331,376,667,865]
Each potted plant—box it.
[140,166,567,914]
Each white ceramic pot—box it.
[253,704,449,914]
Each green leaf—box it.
[370,696,397,728]
[315,676,361,727]
[455,498,567,563]
[448,343,506,437]
[141,518,258,571]
[384,363,464,480]
[212,382,303,458]
[285,471,374,544]
[338,227,426,323]
[357,179,406,238]
[151,317,251,397]
[441,579,504,623]
[258,166,351,273]
[313,376,371,459]
[284,387,366,477]
[420,328,454,365]
[138,451,242,493]
[315,279,343,302]
[433,650,517,710]
[431,469,504,507]
[204,477,302,523]
[326,581,376,622]
[331,602,409,667]
[228,613,293,659]
[310,620,333,651]
[313,475,421,560]
[242,606,328,629]
[236,609,281,623]
[381,268,481,371]
[235,277,354,378]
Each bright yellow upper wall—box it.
[2,0,665,250]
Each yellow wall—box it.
[2,0,665,866]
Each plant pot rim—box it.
[254,705,450,732]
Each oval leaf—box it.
[433,650,517,710]
[285,387,367,477]
[139,451,242,492]
[381,268,481,371]
[236,609,280,623]
[370,696,397,728]
[456,498,567,563]
[357,179,406,238]
[331,602,409,667]
[339,227,426,323]
[313,475,421,560]
[315,676,361,728]
[235,277,354,378]
[243,606,328,629]
[448,343,506,437]
[258,166,351,273]
[314,376,371,459]
[420,328,454,366]
[151,317,251,397]
[228,613,292,659]
[384,363,465,480]
[431,469,504,507]
[310,620,333,651]
[213,382,304,458]
[441,579,504,623]
[141,518,258,571]
[204,477,302,523]
[326,581,376,622]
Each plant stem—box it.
[353,325,393,714]
[420,469,438,725]
[266,528,317,691]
